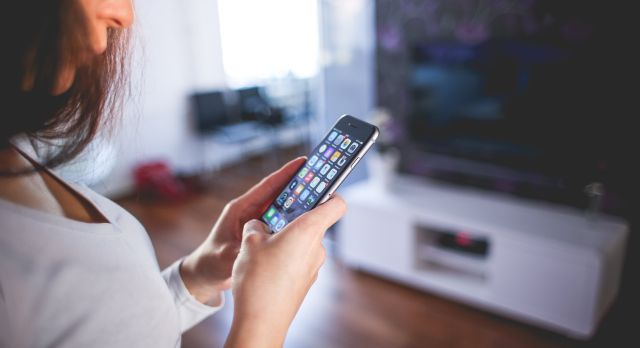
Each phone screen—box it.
[261,115,377,232]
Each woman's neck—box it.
[0,147,106,223]
[0,147,66,214]
[0,146,34,173]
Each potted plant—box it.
[367,107,401,190]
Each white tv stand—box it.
[338,176,628,339]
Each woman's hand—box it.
[226,196,347,348]
[180,157,307,304]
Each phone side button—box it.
[350,156,361,169]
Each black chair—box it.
[237,86,284,126]
[191,91,229,134]
[191,87,291,175]
[191,90,262,142]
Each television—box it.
[377,0,633,214]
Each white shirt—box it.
[0,150,223,347]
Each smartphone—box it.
[261,115,379,233]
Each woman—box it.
[0,0,346,347]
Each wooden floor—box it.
[117,148,628,348]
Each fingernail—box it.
[244,219,269,234]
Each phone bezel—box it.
[315,115,379,205]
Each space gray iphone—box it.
[261,115,379,233]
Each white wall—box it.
[92,0,227,197]
[317,0,376,185]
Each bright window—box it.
[217,0,320,87]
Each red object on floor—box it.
[133,161,186,201]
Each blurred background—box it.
[59,0,637,347]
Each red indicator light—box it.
[456,233,472,247]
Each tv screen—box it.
[382,0,633,211]
[407,39,594,184]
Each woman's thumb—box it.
[242,219,271,247]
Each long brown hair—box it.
[1,0,130,173]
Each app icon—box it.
[308,155,319,166]
[323,147,335,158]
[283,196,296,209]
[265,206,277,219]
[310,177,321,188]
[330,151,342,162]
[337,156,347,167]
[275,219,286,232]
[333,135,344,146]
[327,168,338,180]
[328,131,338,141]
[288,180,298,190]
[300,189,310,201]
[348,142,359,153]
[306,195,316,205]
[314,159,325,170]
[304,171,315,183]
[340,138,351,149]
[270,214,279,226]
[294,184,305,195]
[315,181,327,193]
[318,144,327,154]
[297,167,309,179]
[320,164,331,175]
[276,192,288,206]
